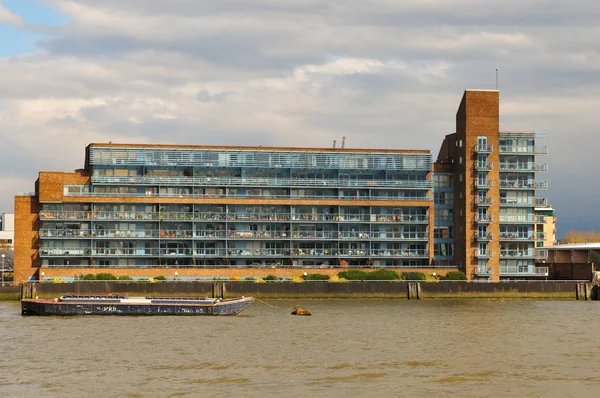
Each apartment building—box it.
[13,89,550,282]
[436,90,549,280]
[15,146,434,282]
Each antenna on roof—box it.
[333,140,336,148]
[341,136,346,149]
[495,68,499,90]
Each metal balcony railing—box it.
[90,175,434,189]
[499,265,549,276]
[39,211,429,224]
[474,180,493,189]
[499,215,546,223]
[474,197,493,206]
[499,181,548,190]
[499,163,548,172]
[475,214,493,223]
[499,233,541,241]
[475,266,492,275]
[474,144,493,153]
[499,145,548,155]
[474,162,493,171]
[474,249,493,258]
[475,232,493,241]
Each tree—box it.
[560,230,600,244]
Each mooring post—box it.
[407,282,420,300]
[213,282,226,299]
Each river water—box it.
[1,299,599,397]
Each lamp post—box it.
[41,271,45,282]
[1,254,4,285]
[174,271,178,281]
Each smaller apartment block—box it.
[14,89,550,282]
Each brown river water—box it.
[1,299,599,397]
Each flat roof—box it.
[87,143,430,154]
[545,243,600,250]
[88,142,431,155]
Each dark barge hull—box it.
[21,297,255,316]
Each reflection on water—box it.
[1,300,600,397]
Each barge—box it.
[21,295,255,316]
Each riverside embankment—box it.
[3,280,598,300]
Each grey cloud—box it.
[1,0,600,234]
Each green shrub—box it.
[441,271,468,281]
[118,275,133,281]
[365,269,400,280]
[338,270,369,280]
[302,273,329,281]
[263,274,278,281]
[244,277,255,281]
[154,275,166,281]
[83,273,96,281]
[95,273,117,281]
[403,272,426,281]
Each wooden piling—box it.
[213,282,226,299]
[407,282,420,300]
[575,283,592,300]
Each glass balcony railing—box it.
[90,175,434,189]
[39,229,94,238]
[499,163,547,172]
[500,198,547,207]
[474,180,493,189]
[474,162,493,171]
[499,215,545,223]
[474,197,493,206]
[475,266,492,275]
[475,214,493,223]
[499,265,549,276]
[534,198,548,206]
[499,249,548,259]
[40,211,429,224]
[65,188,432,201]
[39,246,430,259]
[474,144,493,153]
[475,232,493,241]
[499,145,548,155]
[474,249,493,258]
[499,181,548,190]
[499,232,545,241]
[88,147,433,171]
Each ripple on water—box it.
[314,372,388,382]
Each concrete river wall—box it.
[5,280,598,300]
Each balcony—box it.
[499,163,548,172]
[475,214,493,223]
[499,180,548,190]
[499,249,548,259]
[499,145,548,155]
[474,144,493,153]
[474,162,493,171]
[475,266,492,276]
[90,175,434,189]
[474,197,493,206]
[474,249,493,258]
[534,198,548,207]
[499,265,549,276]
[499,233,542,241]
[474,180,493,189]
[499,215,545,224]
[475,232,493,241]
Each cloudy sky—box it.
[1,0,599,235]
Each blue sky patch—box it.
[1,0,67,56]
